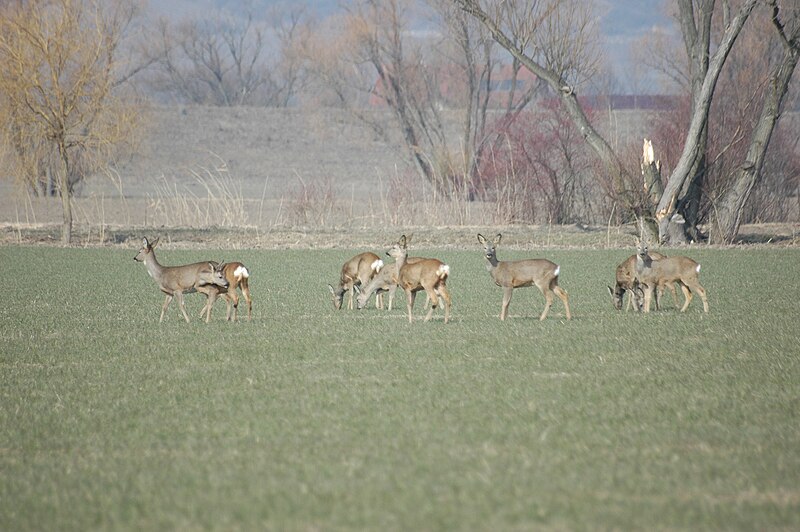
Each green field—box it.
[1,244,799,530]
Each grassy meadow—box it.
[1,243,799,530]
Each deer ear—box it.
[151,237,160,248]
[327,284,336,295]
[477,234,485,244]
[142,237,149,247]
[607,286,614,296]
[495,233,502,244]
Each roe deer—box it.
[608,252,678,311]
[198,262,253,322]
[388,235,451,323]
[477,233,571,321]
[133,237,228,323]
[635,241,709,313]
[354,256,425,311]
[328,252,384,310]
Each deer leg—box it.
[667,282,680,308]
[536,282,554,320]
[388,284,397,311]
[643,285,655,313]
[405,289,417,323]
[437,283,451,324]
[553,284,571,320]
[227,290,240,322]
[160,294,173,323]
[500,287,513,321]
[691,282,709,313]
[241,280,252,321]
[176,292,190,323]
[204,291,219,323]
[423,284,439,322]
[376,292,384,309]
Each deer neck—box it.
[394,251,408,271]
[143,251,165,282]
[635,253,652,275]
[485,254,499,275]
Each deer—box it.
[133,237,229,323]
[328,252,384,310]
[197,261,253,322]
[634,240,709,313]
[387,235,451,323]
[608,251,679,311]
[477,233,571,321]
[354,256,426,311]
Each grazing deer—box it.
[354,256,426,311]
[133,237,229,323]
[608,252,679,311]
[329,252,384,310]
[477,233,571,321]
[635,241,709,313]
[197,262,253,322]
[388,235,451,323]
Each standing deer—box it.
[635,241,709,313]
[198,261,253,322]
[354,256,425,311]
[328,252,384,310]
[133,237,229,323]
[477,233,571,321]
[608,251,679,311]
[388,235,451,323]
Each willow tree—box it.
[0,0,144,244]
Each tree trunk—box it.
[57,151,72,245]
[656,0,757,243]
[711,39,800,243]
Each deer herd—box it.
[134,233,708,323]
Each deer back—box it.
[491,258,558,288]
[398,258,448,289]
[341,252,382,286]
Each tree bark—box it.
[711,22,800,243]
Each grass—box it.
[1,244,799,530]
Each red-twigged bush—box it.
[474,101,596,224]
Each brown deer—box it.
[608,252,679,311]
[477,233,571,321]
[329,252,384,310]
[388,235,451,323]
[197,262,253,322]
[635,241,709,313]
[133,237,229,323]
[354,256,426,311]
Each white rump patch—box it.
[696,264,701,273]
[436,264,450,278]
[554,265,560,277]
[234,265,249,280]
[371,259,384,273]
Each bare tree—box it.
[0,0,146,244]
[147,6,312,107]
[456,0,759,243]
[711,0,800,242]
